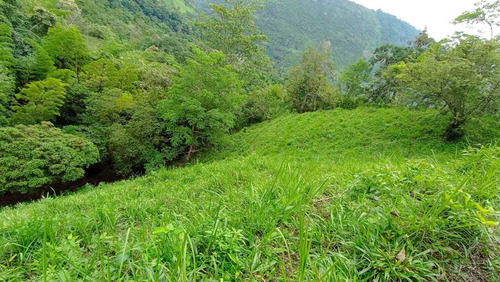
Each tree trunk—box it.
[185,145,197,162]
[186,124,197,162]
[444,118,466,141]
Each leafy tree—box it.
[18,38,56,83]
[11,77,66,124]
[455,0,500,39]
[157,48,243,162]
[81,51,178,174]
[198,0,268,63]
[339,58,372,97]
[0,0,18,22]
[48,69,90,126]
[396,36,500,140]
[338,59,373,109]
[0,122,99,194]
[0,22,16,71]
[114,62,139,92]
[195,0,420,69]
[286,43,339,113]
[43,25,89,77]
[81,58,119,92]
[83,88,135,126]
[109,101,165,174]
[79,87,136,173]
[197,0,272,86]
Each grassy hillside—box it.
[195,0,419,68]
[1,108,499,280]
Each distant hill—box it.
[194,0,419,68]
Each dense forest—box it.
[0,0,499,280]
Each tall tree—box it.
[81,58,119,93]
[0,122,99,194]
[0,23,16,125]
[368,30,435,104]
[197,0,272,86]
[42,25,89,78]
[157,48,243,162]
[286,42,339,113]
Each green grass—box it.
[1,108,499,280]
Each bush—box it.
[242,84,290,124]
[0,122,99,194]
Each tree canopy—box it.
[157,48,243,161]
[396,36,500,139]
[0,122,99,193]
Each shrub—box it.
[0,122,99,194]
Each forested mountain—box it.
[194,0,419,67]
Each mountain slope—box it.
[195,0,419,68]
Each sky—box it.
[350,0,486,40]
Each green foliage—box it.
[42,25,89,75]
[48,70,89,126]
[11,77,66,124]
[197,0,272,87]
[397,36,500,140]
[338,58,372,108]
[242,84,290,124]
[0,65,15,125]
[108,103,165,175]
[0,122,99,194]
[157,48,243,161]
[84,88,134,126]
[366,31,435,104]
[0,22,17,71]
[29,6,57,36]
[18,38,56,83]
[80,51,178,174]
[286,43,339,113]
[0,109,498,280]
[198,0,268,61]
[455,0,500,39]
[81,58,119,92]
[67,0,191,40]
